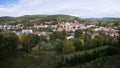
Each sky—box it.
[0,0,120,18]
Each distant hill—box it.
[0,14,120,25]
[89,17,120,21]
[0,14,82,24]
[100,17,120,21]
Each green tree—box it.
[109,37,118,46]
[54,39,64,55]
[50,31,67,41]
[43,43,54,51]
[74,29,83,39]
[117,27,120,46]
[27,34,40,47]
[85,38,98,49]
[73,39,84,51]
[19,34,31,52]
[0,32,19,60]
[63,41,75,54]
[19,34,40,52]
[40,35,47,43]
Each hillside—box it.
[0,14,82,24]
[0,14,120,26]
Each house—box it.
[67,36,74,40]
[57,22,81,31]
[22,29,33,34]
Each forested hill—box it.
[0,14,120,25]
[0,14,82,24]
[90,17,120,21]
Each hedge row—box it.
[62,45,118,66]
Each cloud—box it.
[0,0,45,16]
[0,0,120,17]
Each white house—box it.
[22,29,33,34]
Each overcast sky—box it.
[0,0,120,18]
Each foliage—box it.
[0,32,19,60]
[63,41,75,54]
[43,44,54,51]
[74,29,83,39]
[62,46,118,66]
[54,39,64,55]
[0,31,120,68]
[19,34,40,52]
[117,28,120,46]
[50,31,67,41]
[73,39,84,51]
[85,38,98,49]
[0,15,82,25]
[71,55,120,68]
[39,35,48,43]
[0,51,57,68]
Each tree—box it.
[73,39,84,51]
[63,41,75,54]
[54,39,64,55]
[74,29,83,39]
[117,27,120,46]
[27,34,40,47]
[85,37,99,49]
[111,38,118,46]
[19,34,40,52]
[40,35,48,43]
[18,34,31,52]
[50,31,67,41]
[43,43,54,51]
[0,32,19,60]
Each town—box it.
[0,21,119,39]
[1,0,120,67]
[0,15,120,68]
